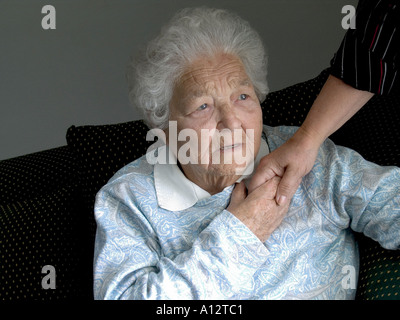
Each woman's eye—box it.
[239,94,248,101]
[198,103,208,111]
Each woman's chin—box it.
[205,162,248,178]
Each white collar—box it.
[154,136,270,211]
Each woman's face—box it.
[167,53,263,181]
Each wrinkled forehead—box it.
[176,54,252,94]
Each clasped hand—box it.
[227,128,320,242]
[227,177,289,243]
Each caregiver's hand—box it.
[247,126,320,206]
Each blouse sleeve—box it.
[330,0,400,94]
[306,137,400,250]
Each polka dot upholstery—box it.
[0,146,77,204]
[330,93,400,167]
[0,147,89,299]
[261,69,329,127]
[0,184,86,299]
[355,236,400,300]
[66,120,153,202]
[66,119,153,223]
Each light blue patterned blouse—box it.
[93,125,400,300]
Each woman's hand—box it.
[227,178,290,242]
[247,126,321,206]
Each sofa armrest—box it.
[0,146,78,204]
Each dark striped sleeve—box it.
[330,0,400,95]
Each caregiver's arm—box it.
[248,75,374,205]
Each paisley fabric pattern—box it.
[93,125,400,300]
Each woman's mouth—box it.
[220,143,242,151]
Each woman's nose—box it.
[216,103,242,131]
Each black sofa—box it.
[1,69,400,300]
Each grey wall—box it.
[0,0,357,160]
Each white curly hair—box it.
[127,7,269,129]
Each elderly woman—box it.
[93,7,400,300]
